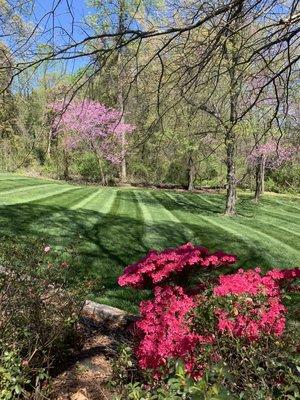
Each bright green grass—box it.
[0,174,299,312]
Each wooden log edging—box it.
[81,300,139,328]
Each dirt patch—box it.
[50,319,131,400]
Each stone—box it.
[70,389,89,400]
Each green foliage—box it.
[265,177,279,193]
[113,361,234,400]
[0,235,83,397]
[0,351,29,400]
[111,345,136,385]
[165,161,187,186]
[269,163,300,193]
[114,337,300,399]
[75,152,101,181]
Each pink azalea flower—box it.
[44,245,51,253]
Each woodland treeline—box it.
[0,0,300,215]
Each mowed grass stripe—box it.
[252,217,300,238]
[143,191,182,223]
[235,218,300,252]
[0,175,39,181]
[263,197,300,212]
[71,188,103,210]
[77,187,117,214]
[134,190,160,249]
[170,192,300,263]
[259,206,300,222]
[0,184,76,205]
[152,191,257,260]
[188,192,300,234]
[196,195,300,262]
[30,187,96,208]
[114,190,143,220]
[0,183,59,196]
[0,178,55,192]
[190,192,300,249]
[140,190,195,247]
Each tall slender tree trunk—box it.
[94,150,107,186]
[224,76,238,215]
[118,89,127,183]
[118,0,127,184]
[224,5,243,216]
[62,148,69,180]
[187,154,195,191]
[254,154,265,202]
[225,131,236,215]
[46,129,52,159]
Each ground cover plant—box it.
[114,244,300,399]
[0,236,83,399]
[0,174,300,313]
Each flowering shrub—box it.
[118,242,236,288]
[117,243,300,398]
[136,285,213,378]
[213,268,286,340]
[0,235,82,398]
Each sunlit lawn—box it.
[0,174,299,312]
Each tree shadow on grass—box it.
[0,196,283,312]
[118,189,262,218]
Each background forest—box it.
[0,0,299,215]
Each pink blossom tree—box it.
[51,100,135,185]
[248,140,295,201]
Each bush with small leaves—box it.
[0,236,83,398]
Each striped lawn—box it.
[0,174,299,312]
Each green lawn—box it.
[0,174,300,312]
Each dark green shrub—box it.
[76,152,101,181]
[0,236,82,398]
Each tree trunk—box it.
[95,151,107,186]
[46,129,52,159]
[118,0,127,184]
[119,104,127,183]
[187,154,195,191]
[254,154,266,201]
[225,133,236,215]
[62,149,69,180]
[224,7,244,216]
[224,89,238,215]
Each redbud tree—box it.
[51,100,135,184]
[248,139,295,201]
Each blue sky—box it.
[28,0,94,73]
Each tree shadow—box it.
[0,192,282,312]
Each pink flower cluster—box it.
[213,268,281,297]
[51,100,135,164]
[118,243,237,288]
[118,244,300,379]
[136,285,213,377]
[267,267,300,281]
[214,268,286,340]
[248,140,296,170]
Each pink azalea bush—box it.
[118,243,300,391]
[136,285,214,378]
[213,268,286,340]
[118,242,236,288]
